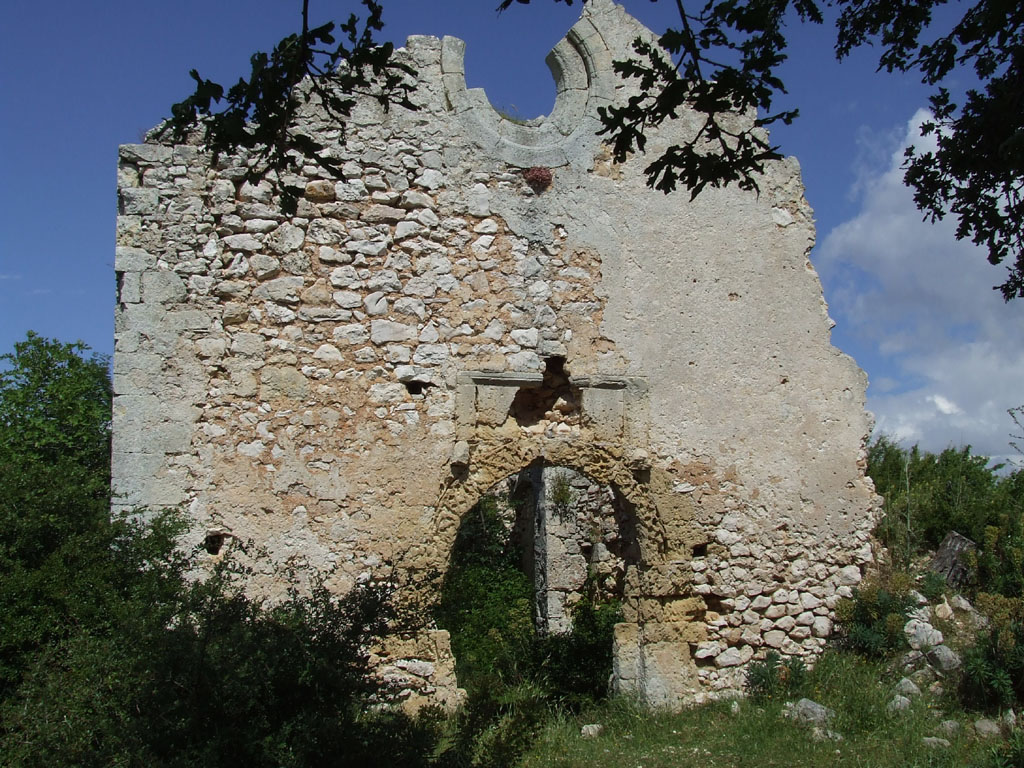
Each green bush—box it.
[0,334,117,697]
[537,594,622,707]
[436,495,621,704]
[745,650,807,701]
[975,509,1024,597]
[959,593,1024,711]
[919,570,948,602]
[0,334,441,768]
[435,494,622,766]
[834,570,915,658]
[435,497,536,696]
[0,512,442,768]
[867,436,1024,590]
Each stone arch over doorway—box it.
[433,435,665,565]
[418,433,707,706]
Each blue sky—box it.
[2,0,1021,463]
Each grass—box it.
[518,652,994,768]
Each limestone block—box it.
[141,271,186,304]
[359,292,390,319]
[115,246,156,272]
[119,272,141,303]
[307,219,348,244]
[251,254,281,280]
[636,639,699,708]
[333,291,363,309]
[611,622,641,687]
[811,616,832,638]
[298,307,351,323]
[313,344,344,363]
[450,440,470,468]
[363,204,405,223]
[580,385,624,440]
[305,180,335,202]
[120,187,160,215]
[634,563,693,598]
[333,324,370,345]
[371,319,417,345]
[904,619,943,650]
[474,384,518,426]
[222,233,262,252]
[837,565,863,586]
[253,276,304,304]
[120,143,173,164]
[260,366,309,400]
[763,630,786,648]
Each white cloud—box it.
[927,394,962,416]
[817,110,1024,460]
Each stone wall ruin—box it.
[113,0,877,708]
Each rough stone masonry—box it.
[113,0,877,709]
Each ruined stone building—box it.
[113,0,877,708]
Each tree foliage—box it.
[0,334,440,767]
[867,436,1024,594]
[165,0,1022,297]
[0,332,112,537]
[837,0,1024,300]
[501,0,1024,299]
[159,0,416,214]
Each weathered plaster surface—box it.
[113,0,876,707]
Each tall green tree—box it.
[0,332,112,567]
[0,333,114,694]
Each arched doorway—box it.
[435,461,641,702]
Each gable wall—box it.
[113,0,877,706]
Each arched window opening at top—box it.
[459,8,579,119]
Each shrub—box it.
[974,512,1024,598]
[834,570,915,657]
[959,593,1024,711]
[745,650,807,701]
[435,496,535,696]
[919,570,948,602]
[537,588,622,708]
[1,519,440,768]
[435,494,622,766]
[0,335,441,766]
[867,436,1024,585]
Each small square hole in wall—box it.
[404,380,436,397]
[204,532,228,555]
[691,542,708,558]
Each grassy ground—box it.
[519,652,998,768]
